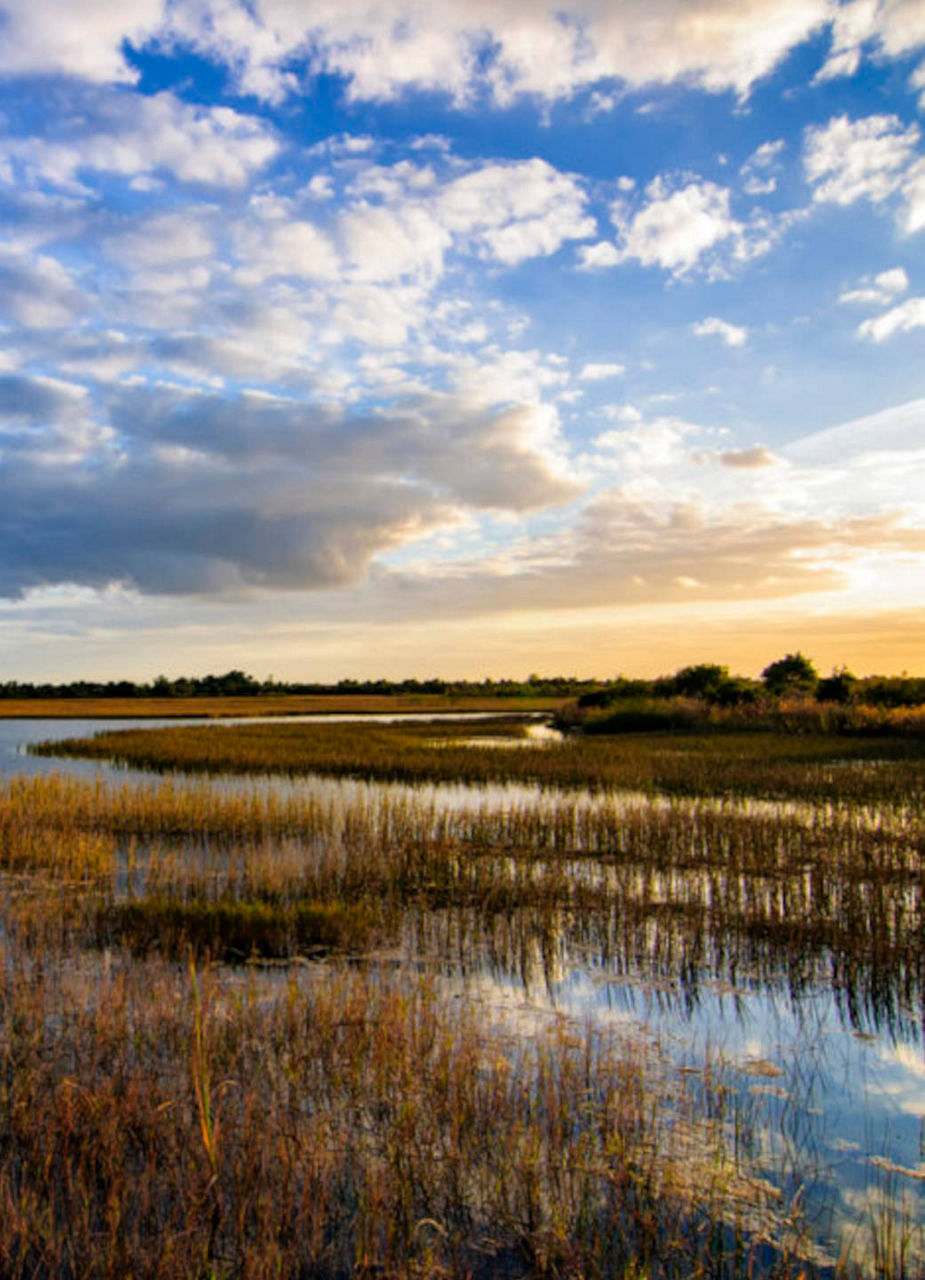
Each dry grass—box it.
[0,694,564,719]
[0,948,817,1280]
[40,717,925,808]
[1,722,923,1276]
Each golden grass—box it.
[0,953,816,1280]
[0,693,565,718]
[1,724,923,1275]
[40,716,925,808]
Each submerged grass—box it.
[0,953,812,1280]
[2,721,924,1276]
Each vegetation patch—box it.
[102,897,378,959]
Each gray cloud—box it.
[0,373,86,423]
[0,250,85,328]
[0,382,578,598]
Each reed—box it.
[2,772,922,1034]
[0,953,814,1280]
[2,722,924,1275]
[37,719,925,807]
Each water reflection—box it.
[3,713,924,1275]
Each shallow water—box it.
[4,713,925,1273]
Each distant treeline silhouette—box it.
[3,656,925,707]
[0,669,598,701]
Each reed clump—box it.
[102,897,378,959]
[4,721,925,1274]
[0,954,807,1280]
[37,719,925,807]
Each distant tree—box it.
[815,668,857,704]
[709,676,761,707]
[761,652,818,697]
[669,663,731,701]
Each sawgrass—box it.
[35,715,925,813]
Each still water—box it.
[3,713,924,1271]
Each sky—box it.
[1,0,924,682]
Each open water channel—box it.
[2,713,924,1272]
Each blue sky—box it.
[1,0,924,680]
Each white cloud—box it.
[901,156,925,234]
[577,241,620,270]
[0,1,842,107]
[2,90,279,190]
[340,202,450,282]
[804,113,920,209]
[838,266,909,305]
[437,159,594,265]
[858,295,925,341]
[224,0,833,106]
[0,0,163,82]
[232,204,341,285]
[612,178,743,276]
[448,348,570,409]
[813,0,878,82]
[104,212,214,270]
[0,248,85,328]
[692,317,748,347]
[579,362,625,381]
[740,138,785,195]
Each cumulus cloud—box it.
[0,378,579,598]
[838,265,909,305]
[576,241,621,270]
[0,0,846,109]
[436,159,594,265]
[804,114,925,233]
[692,317,748,347]
[1,89,279,190]
[0,248,85,328]
[740,139,785,195]
[611,178,749,276]
[0,0,163,82]
[814,0,925,103]
[858,295,925,340]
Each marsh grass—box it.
[2,772,923,1035]
[1,693,565,719]
[3,722,925,1276]
[0,948,819,1280]
[38,719,925,807]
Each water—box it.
[3,712,924,1272]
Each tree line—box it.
[0,670,601,701]
[579,653,925,710]
[2,655,924,708]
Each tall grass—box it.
[0,950,823,1280]
[3,771,922,1033]
[3,724,924,1275]
[37,718,925,807]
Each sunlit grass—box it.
[2,721,924,1275]
[37,717,925,806]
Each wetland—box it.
[1,712,924,1278]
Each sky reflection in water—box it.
[3,714,924,1271]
